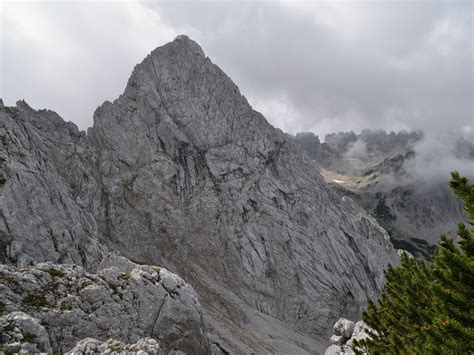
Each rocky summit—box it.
[0,35,398,354]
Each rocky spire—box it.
[0,36,398,353]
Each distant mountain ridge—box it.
[289,129,471,259]
[289,129,422,173]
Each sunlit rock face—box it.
[0,36,397,353]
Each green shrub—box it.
[22,294,48,308]
[44,268,65,278]
[23,333,36,343]
[354,172,474,353]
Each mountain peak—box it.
[174,34,204,53]
[114,35,276,151]
[149,34,205,59]
[1,36,398,353]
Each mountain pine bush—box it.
[354,171,474,354]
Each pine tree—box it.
[427,172,474,352]
[354,171,474,354]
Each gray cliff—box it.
[0,36,398,353]
[0,100,106,269]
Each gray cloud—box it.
[1,1,177,128]
[1,1,472,139]
[152,1,473,136]
[406,131,474,184]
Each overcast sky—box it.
[1,0,472,138]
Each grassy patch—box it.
[80,280,93,289]
[108,345,124,352]
[60,302,73,311]
[107,282,119,295]
[44,268,65,278]
[23,332,36,343]
[0,276,10,285]
[22,294,48,308]
[120,272,132,280]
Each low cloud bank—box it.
[324,128,474,187]
[403,131,474,185]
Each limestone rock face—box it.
[333,318,355,338]
[0,311,53,354]
[65,337,161,354]
[88,35,397,350]
[0,255,210,354]
[0,35,398,353]
[0,102,107,270]
[329,334,346,346]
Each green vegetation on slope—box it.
[354,171,474,354]
[329,181,436,260]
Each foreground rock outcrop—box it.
[325,318,373,355]
[0,311,53,354]
[66,337,161,354]
[0,36,398,353]
[0,253,210,353]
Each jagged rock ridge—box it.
[291,130,467,259]
[0,253,209,353]
[0,36,397,353]
[289,129,423,173]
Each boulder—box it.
[329,334,346,345]
[333,318,355,338]
[0,311,53,354]
[0,254,210,353]
[325,344,346,355]
[325,318,373,354]
[346,320,372,348]
[96,252,137,273]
